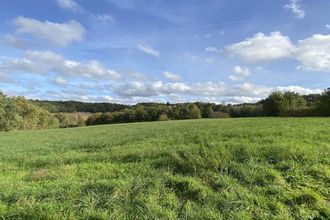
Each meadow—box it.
[0,118,329,219]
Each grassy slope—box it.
[0,118,329,219]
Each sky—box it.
[0,0,329,104]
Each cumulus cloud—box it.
[113,78,325,103]
[113,80,271,99]
[223,96,263,104]
[1,50,120,80]
[284,0,305,19]
[226,32,330,72]
[137,44,160,58]
[13,16,85,45]
[227,32,295,62]
[296,34,330,72]
[275,86,323,95]
[233,65,250,76]
[229,66,251,81]
[163,71,181,81]
[56,0,83,12]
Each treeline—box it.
[31,100,128,113]
[86,103,202,125]
[0,89,329,131]
[86,89,330,126]
[0,93,59,131]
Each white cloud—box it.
[224,96,262,104]
[229,75,243,81]
[229,65,251,81]
[295,34,330,72]
[227,32,295,62]
[284,0,305,19]
[125,71,148,80]
[205,47,220,53]
[113,81,271,99]
[326,25,330,30]
[226,32,330,72]
[163,71,181,81]
[234,83,271,97]
[137,44,160,58]
[275,86,323,95]
[54,77,68,85]
[13,16,85,45]
[114,81,162,97]
[56,0,83,12]
[233,65,250,76]
[112,81,322,103]
[1,50,121,80]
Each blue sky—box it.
[0,0,329,104]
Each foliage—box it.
[317,88,330,116]
[0,118,329,219]
[0,94,59,131]
[0,93,20,131]
[263,91,308,116]
[229,104,263,117]
[87,104,201,125]
[31,100,128,113]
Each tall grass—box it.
[0,118,329,219]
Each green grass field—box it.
[0,118,329,219]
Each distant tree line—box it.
[86,103,202,125]
[86,89,330,126]
[31,100,128,113]
[0,89,329,131]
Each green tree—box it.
[0,93,20,131]
[189,104,202,119]
[262,92,285,116]
[317,88,330,116]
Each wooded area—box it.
[1,89,329,131]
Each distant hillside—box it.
[31,100,129,113]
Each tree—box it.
[0,93,59,131]
[262,92,285,116]
[317,88,330,116]
[0,94,20,131]
[282,92,306,111]
[189,104,202,119]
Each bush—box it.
[0,93,59,131]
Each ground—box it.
[0,118,329,219]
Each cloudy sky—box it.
[0,0,329,104]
